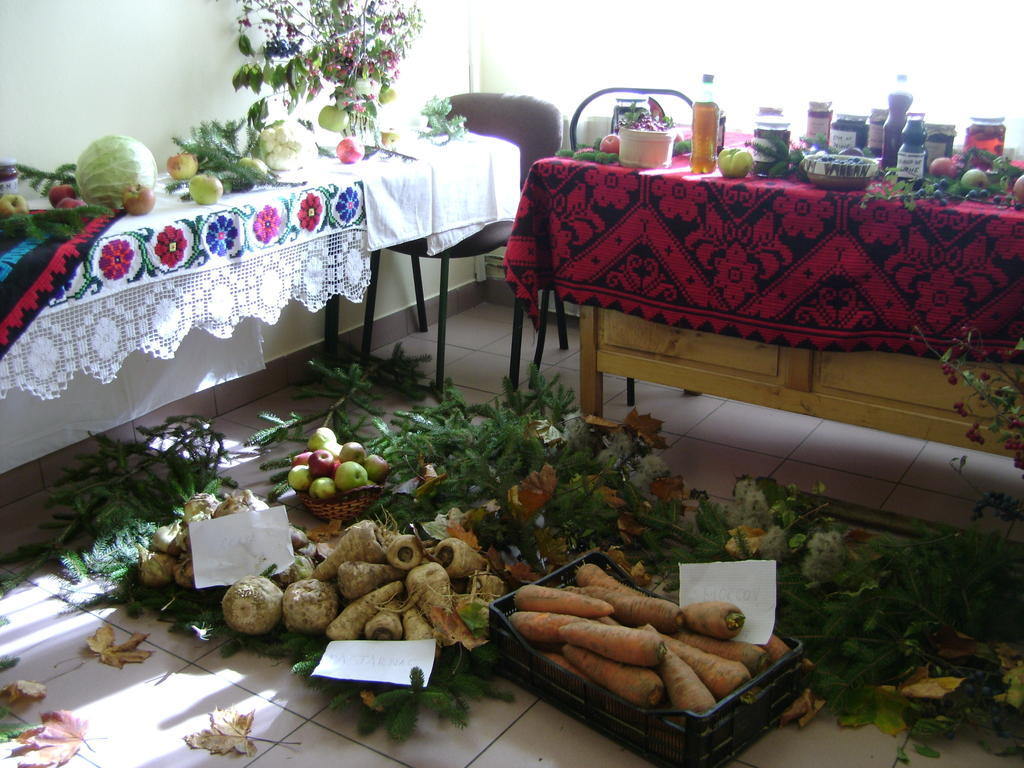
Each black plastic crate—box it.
[489,552,804,768]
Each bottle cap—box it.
[896,74,908,83]
[0,157,16,166]
[702,74,714,83]
[969,117,1005,125]
[836,114,867,121]
[808,101,832,111]
[906,112,925,120]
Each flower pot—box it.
[618,128,674,169]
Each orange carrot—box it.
[514,584,614,618]
[576,563,640,593]
[562,645,665,708]
[760,633,791,662]
[540,650,589,680]
[558,621,667,667]
[681,601,745,639]
[640,625,750,699]
[658,653,716,714]
[594,615,622,626]
[579,585,685,633]
[510,611,587,645]
[671,631,769,675]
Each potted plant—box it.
[231,0,425,139]
[617,108,676,169]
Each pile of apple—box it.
[287,427,390,500]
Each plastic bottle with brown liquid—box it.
[690,74,720,173]
[881,74,912,170]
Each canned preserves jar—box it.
[0,158,17,195]
[923,124,956,165]
[964,117,1005,158]
[751,115,791,176]
[831,114,868,151]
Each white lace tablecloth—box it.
[0,134,521,402]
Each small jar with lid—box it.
[806,101,832,145]
[867,108,888,156]
[0,158,18,195]
[830,114,869,151]
[751,114,791,176]
[964,117,1006,157]
[923,123,956,165]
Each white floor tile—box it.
[789,419,925,483]
[686,401,822,458]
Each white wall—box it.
[475,1,1024,153]
[0,0,475,363]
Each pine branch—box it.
[15,163,77,197]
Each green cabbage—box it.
[76,135,158,207]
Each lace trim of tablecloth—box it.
[0,227,367,400]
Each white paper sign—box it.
[189,506,294,589]
[312,640,437,686]
[678,560,776,645]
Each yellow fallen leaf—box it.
[0,679,47,704]
[898,667,963,699]
[725,525,765,557]
[184,707,257,757]
[11,709,88,767]
[779,687,826,727]
[86,626,152,669]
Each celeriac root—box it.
[434,537,487,578]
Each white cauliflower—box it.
[258,121,316,171]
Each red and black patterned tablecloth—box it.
[504,158,1024,357]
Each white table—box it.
[0,135,520,472]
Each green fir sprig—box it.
[15,163,78,198]
[0,205,112,241]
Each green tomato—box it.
[718,148,753,179]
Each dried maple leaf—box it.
[184,707,257,758]
[623,409,668,448]
[305,518,343,542]
[484,545,506,573]
[898,667,964,699]
[535,528,568,566]
[11,709,88,767]
[589,478,626,509]
[445,521,479,550]
[779,688,826,727]
[86,626,152,669]
[844,528,875,544]
[650,474,689,502]
[616,512,647,544]
[725,525,765,558]
[427,606,488,650]
[0,680,46,704]
[583,414,620,431]
[505,561,542,586]
[360,690,383,712]
[928,625,977,659]
[515,464,558,517]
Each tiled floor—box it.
[1,302,1021,768]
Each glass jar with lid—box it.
[752,113,791,176]
[867,108,888,156]
[830,114,869,151]
[964,117,1005,157]
[806,101,832,145]
[923,124,956,165]
[0,158,17,195]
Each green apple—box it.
[307,427,337,451]
[308,476,337,499]
[321,440,344,459]
[188,174,223,205]
[718,148,753,179]
[238,156,270,175]
[287,465,313,492]
[167,152,199,180]
[338,441,366,463]
[380,130,400,148]
[318,104,351,132]
[960,168,988,189]
[334,460,369,491]
[362,454,390,484]
[378,85,397,105]
[0,193,29,217]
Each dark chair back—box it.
[448,92,563,185]
[568,87,692,150]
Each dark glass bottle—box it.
[896,114,927,182]
[882,74,912,169]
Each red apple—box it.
[57,197,86,209]
[929,157,957,178]
[307,448,336,478]
[122,184,156,215]
[1013,175,1024,204]
[599,134,620,154]
[48,184,77,208]
[167,152,199,180]
[291,451,313,467]
[336,137,364,164]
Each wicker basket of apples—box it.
[287,427,389,521]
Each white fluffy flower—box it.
[800,530,848,584]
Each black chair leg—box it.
[360,250,382,361]
[410,254,428,332]
[324,295,340,358]
[627,377,636,406]
[553,294,569,350]
[509,299,525,389]
[533,289,551,373]
[434,254,450,390]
